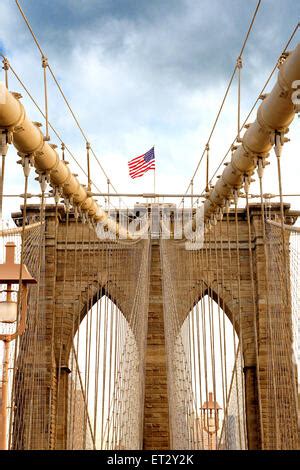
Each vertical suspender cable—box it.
[42,56,50,141]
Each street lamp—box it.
[200,391,222,450]
[0,241,36,450]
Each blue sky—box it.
[0,0,300,215]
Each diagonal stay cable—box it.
[0,55,103,196]
[181,0,262,203]
[14,0,123,201]
[198,21,300,202]
[0,57,131,213]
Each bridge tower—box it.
[9,202,299,450]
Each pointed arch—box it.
[184,281,241,337]
[176,293,246,449]
[67,293,140,449]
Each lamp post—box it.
[0,242,36,450]
[200,391,222,450]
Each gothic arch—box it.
[181,281,242,336]
[186,284,241,337]
[64,283,130,365]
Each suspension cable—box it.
[14,0,125,202]
[197,22,299,201]
[181,0,262,202]
[0,57,101,193]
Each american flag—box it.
[128,147,155,179]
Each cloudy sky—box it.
[0,0,300,216]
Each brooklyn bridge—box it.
[0,0,299,451]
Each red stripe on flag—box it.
[129,160,155,175]
[128,157,145,169]
[129,159,148,173]
[130,163,155,179]
[128,153,145,165]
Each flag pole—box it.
[153,145,156,203]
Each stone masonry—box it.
[10,203,300,450]
[143,240,170,449]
